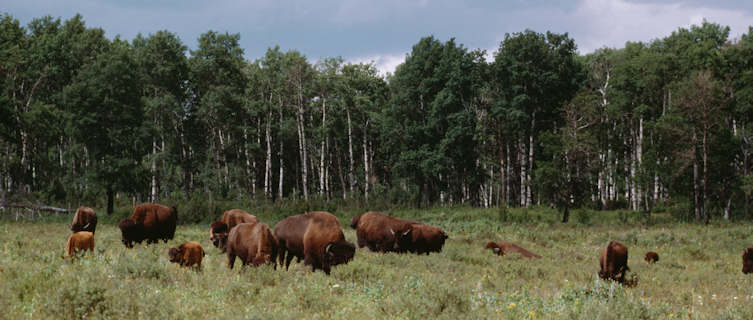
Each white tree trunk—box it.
[151,137,158,202]
[279,99,284,200]
[519,138,526,207]
[346,108,355,196]
[264,110,272,197]
[320,98,327,196]
[363,120,370,201]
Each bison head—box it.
[118,218,144,248]
[168,247,182,263]
[324,239,356,267]
[390,227,413,252]
[743,247,753,274]
[210,221,230,251]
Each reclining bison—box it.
[351,211,448,255]
[66,231,95,257]
[210,209,259,252]
[118,203,177,248]
[644,251,659,264]
[70,206,97,234]
[599,241,629,283]
[226,222,278,268]
[485,241,541,258]
[274,211,355,275]
[169,241,205,268]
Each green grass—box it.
[1,208,752,319]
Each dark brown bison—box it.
[743,247,753,274]
[118,203,177,248]
[485,241,541,258]
[210,209,259,252]
[226,222,278,268]
[351,211,415,253]
[274,211,355,275]
[599,241,629,283]
[408,223,448,255]
[169,241,205,268]
[66,231,94,257]
[70,206,97,234]
[644,251,659,264]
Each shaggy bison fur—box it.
[351,211,415,253]
[118,203,177,248]
[274,211,355,275]
[169,241,205,268]
[226,222,278,268]
[408,223,448,255]
[210,209,259,252]
[66,231,94,257]
[599,241,629,283]
[70,206,97,234]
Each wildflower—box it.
[529,311,535,318]
[574,300,579,306]
[669,313,674,318]
[508,303,516,309]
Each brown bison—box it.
[644,251,659,264]
[274,211,355,275]
[408,223,448,255]
[485,241,541,258]
[599,241,629,283]
[66,231,94,257]
[351,211,415,253]
[743,247,753,274]
[70,206,97,234]
[118,203,177,248]
[226,222,278,268]
[169,241,205,268]
[210,209,259,252]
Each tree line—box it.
[1,14,751,221]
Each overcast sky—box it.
[4,0,753,74]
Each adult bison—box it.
[408,223,448,255]
[70,206,97,234]
[599,241,629,283]
[351,211,414,253]
[226,222,278,268]
[743,247,753,274]
[210,209,259,252]
[118,203,177,248]
[169,241,205,268]
[66,231,94,257]
[644,251,659,264]
[485,241,541,258]
[274,211,355,275]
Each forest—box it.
[1,13,752,222]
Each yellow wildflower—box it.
[508,303,516,309]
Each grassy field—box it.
[1,207,752,319]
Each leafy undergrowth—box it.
[1,209,752,319]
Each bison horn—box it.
[389,229,395,235]
[325,243,334,256]
[83,223,90,229]
[402,229,411,236]
[493,247,502,254]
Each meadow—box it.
[1,207,752,319]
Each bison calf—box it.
[66,231,94,257]
[227,222,279,268]
[70,206,97,234]
[210,209,259,252]
[169,241,205,268]
[743,247,753,274]
[485,241,541,258]
[644,251,659,264]
[275,211,355,275]
[599,241,629,283]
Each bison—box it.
[70,206,97,234]
[210,209,259,252]
[168,241,205,268]
[66,231,94,257]
[599,241,629,283]
[485,241,541,258]
[743,247,753,274]
[118,203,177,248]
[274,211,355,275]
[644,251,659,264]
[226,222,278,268]
[408,223,448,255]
[351,211,415,253]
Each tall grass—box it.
[1,208,752,319]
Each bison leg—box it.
[285,252,295,270]
[227,253,236,269]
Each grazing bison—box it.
[66,231,94,257]
[743,247,753,274]
[644,251,659,264]
[599,241,629,283]
[70,206,97,234]
[351,211,415,253]
[169,241,205,268]
[226,222,278,268]
[485,241,541,258]
[408,223,448,255]
[210,209,259,252]
[118,203,177,248]
[274,211,355,275]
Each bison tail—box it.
[350,213,364,229]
